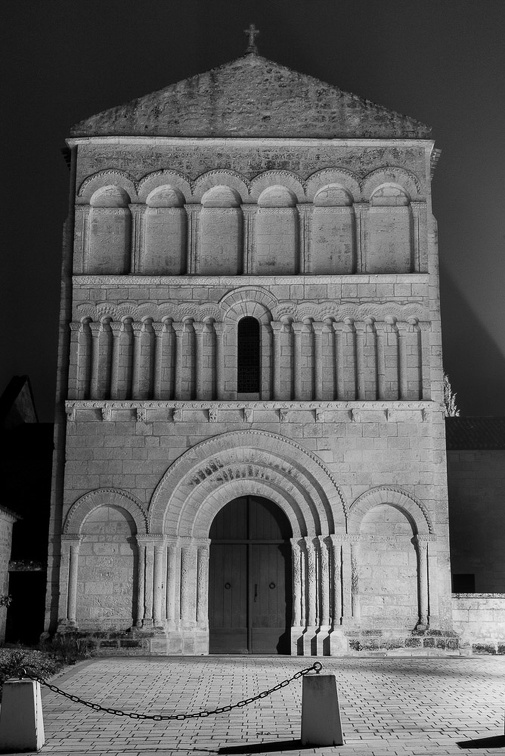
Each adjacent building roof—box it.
[446,417,505,450]
[71,53,431,139]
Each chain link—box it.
[17,662,322,721]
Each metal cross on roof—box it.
[244,23,260,54]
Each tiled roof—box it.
[445,417,505,450]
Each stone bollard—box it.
[0,679,45,753]
[301,673,343,747]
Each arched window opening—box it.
[237,317,260,396]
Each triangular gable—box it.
[71,54,430,139]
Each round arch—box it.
[219,287,278,322]
[63,488,148,535]
[148,431,346,538]
[347,486,433,536]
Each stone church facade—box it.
[46,49,455,655]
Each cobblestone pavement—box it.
[5,655,505,755]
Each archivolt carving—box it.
[219,287,278,318]
[192,170,250,202]
[63,488,148,535]
[250,171,305,202]
[348,486,434,536]
[305,168,361,201]
[148,430,347,537]
[137,170,191,202]
[361,167,422,199]
[77,170,138,202]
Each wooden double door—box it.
[209,496,292,654]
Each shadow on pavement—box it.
[219,740,303,754]
[457,735,505,749]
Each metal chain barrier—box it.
[16,661,322,721]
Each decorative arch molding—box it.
[77,170,138,202]
[271,301,430,323]
[192,170,250,202]
[148,430,347,537]
[305,168,361,202]
[347,486,434,536]
[250,171,306,203]
[219,287,278,322]
[63,488,148,535]
[361,167,422,200]
[137,170,191,202]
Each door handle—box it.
[254,583,258,602]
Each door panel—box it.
[208,496,292,654]
[251,544,290,653]
[209,544,248,653]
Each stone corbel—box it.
[243,408,253,423]
[101,404,113,422]
[173,408,183,422]
[136,407,147,423]
[278,408,289,422]
[208,408,218,422]
[65,404,76,422]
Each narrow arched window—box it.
[237,317,260,395]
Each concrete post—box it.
[301,674,343,747]
[0,680,45,752]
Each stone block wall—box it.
[452,595,505,654]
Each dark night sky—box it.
[2,0,505,421]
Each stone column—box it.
[89,322,101,399]
[174,320,195,400]
[397,321,409,401]
[354,202,369,272]
[260,323,273,400]
[66,536,81,626]
[419,321,431,400]
[355,318,377,400]
[131,322,143,399]
[312,321,324,401]
[304,537,317,627]
[165,541,179,629]
[109,322,122,400]
[152,322,164,400]
[143,540,155,627]
[271,322,283,401]
[135,537,147,627]
[153,319,175,400]
[242,205,257,274]
[180,540,197,626]
[185,205,201,274]
[318,536,330,627]
[73,205,90,273]
[375,321,388,400]
[414,536,429,629]
[297,204,312,273]
[67,323,81,400]
[196,541,210,628]
[350,538,361,623]
[410,201,423,271]
[427,540,439,627]
[329,536,342,626]
[213,322,225,400]
[334,320,357,400]
[129,204,147,273]
[290,538,303,627]
[193,322,205,400]
[153,538,166,628]
[292,322,304,401]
